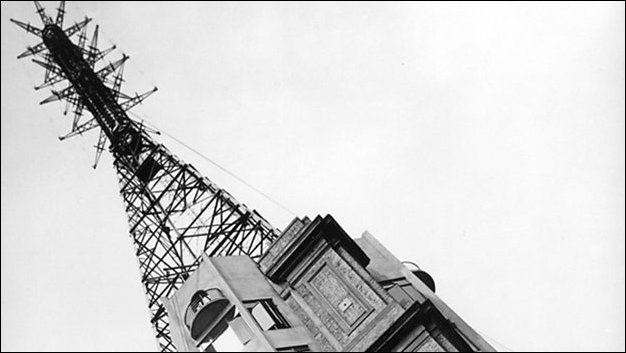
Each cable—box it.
[475,329,513,352]
[128,111,297,217]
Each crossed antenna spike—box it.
[11,1,157,169]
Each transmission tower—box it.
[11,2,279,351]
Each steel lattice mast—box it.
[11,2,280,351]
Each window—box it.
[381,278,421,308]
[243,299,290,331]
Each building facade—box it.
[162,215,495,352]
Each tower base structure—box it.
[163,215,496,352]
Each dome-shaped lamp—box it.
[402,261,436,293]
[184,288,234,340]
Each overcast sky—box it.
[1,1,624,352]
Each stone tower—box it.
[163,215,496,352]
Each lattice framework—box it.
[12,2,280,351]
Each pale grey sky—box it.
[1,1,624,352]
